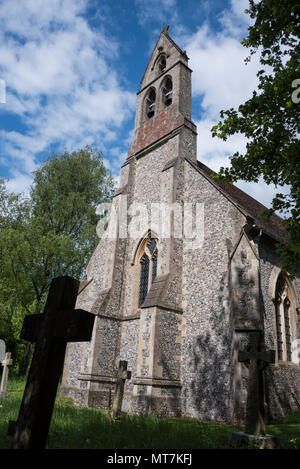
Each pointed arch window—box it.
[137,235,158,307]
[274,274,297,363]
[162,77,172,106]
[156,54,166,74]
[139,255,150,307]
[146,87,156,118]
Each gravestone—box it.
[110,360,131,420]
[0,340,5,361]
[0,352,13,397]
[8,276,95,449]
[230,332,277,448]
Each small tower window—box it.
[163,77,172,106]
[146,88,156,118]
[157,54,166,74]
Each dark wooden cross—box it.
[8,276,95,449]
[238,332,275,435]
[110,360,131,420]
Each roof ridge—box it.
[196,160,287,242]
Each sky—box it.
[0,0,289,209]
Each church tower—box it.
[116,25,198,415]
[128,24,196,160]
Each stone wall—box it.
[181,159,246,422]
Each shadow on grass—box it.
[47,398,242,449]
[1,376,300,449]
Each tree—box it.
[0,146,115,374]
[212,0,300,275]
[0,181,34,369]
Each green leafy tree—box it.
[212,0,300,275]
[0,146,115,374]
[0,181,33,369]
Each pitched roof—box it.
[196,161,288,243]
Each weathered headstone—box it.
[0,352,13,397]
[110,360,131,420]
[231,332,277,448]
[8,276,95,449]
[0,339,5,361]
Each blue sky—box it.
[0,0,288,209]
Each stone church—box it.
[60,28,300,423]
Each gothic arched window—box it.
[137,235,158,307]
[145,87,156,119]
[156,54,166,74]
[274,274,297,363]
[162,76,172,107]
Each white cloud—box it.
[195,118,247,168]
[219,0,252,37]
[177,6,288,212]
[183,25,260,119]
[135,0,177,27]
[5,170,33,195]
[0,0,135,192]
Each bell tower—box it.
[114,26,198,416]
[128,25,197,160]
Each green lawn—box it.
[1,376,299,449]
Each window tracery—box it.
[136,234,158,307]
[274,273,298,363]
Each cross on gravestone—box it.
[238,332,275,436]
[110,360,131,420]
[8,276,95,449]
[0,352,13,397]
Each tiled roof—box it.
[197,161,288,243]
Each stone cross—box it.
[8,276,95,449]
[238,332,275,435]
[0,352,13,397]
[110,360,131,419]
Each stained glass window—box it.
[284,298,292,361]
[152,254,157,284]
[137,234,158,308]
[148,238,157,255]
[275,274,294,362]
[139,255,149,307]
[275,298,283,361]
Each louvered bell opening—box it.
[165,90,172,106]
[159,56,166,73]
[163,77,173,106]
[147,102,155,118]
[147,88,156,118]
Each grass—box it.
[1,375,300,449]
